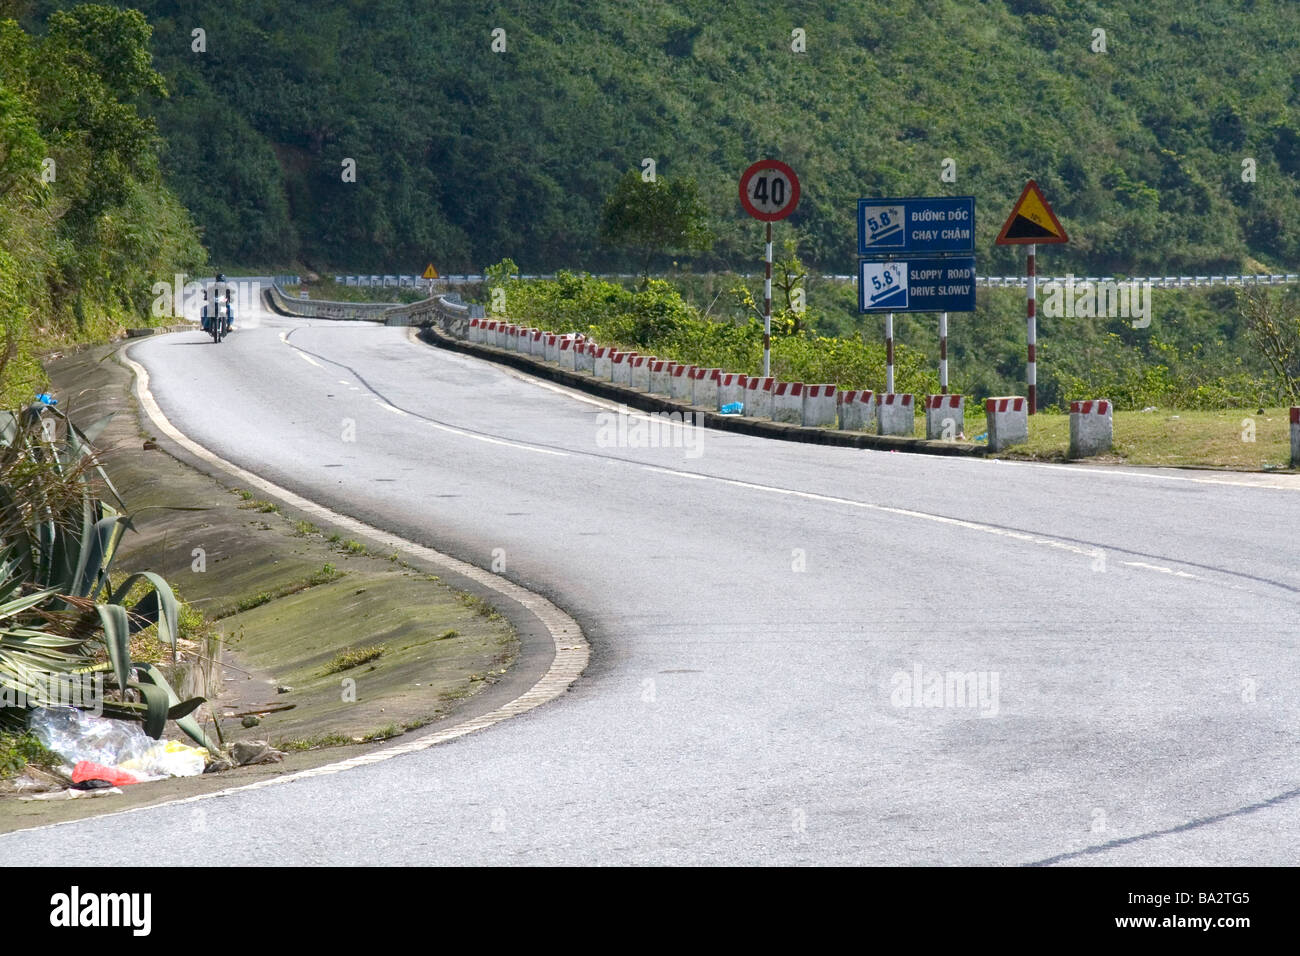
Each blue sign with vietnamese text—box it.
[857,196,975,256]
[859,256,977,313]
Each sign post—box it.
[939,311,949,394]
[995,180,1068,414]
[857,197,976,393]
[739,159,800,377]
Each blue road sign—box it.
[858,196,975,256]
[858,256,977,313]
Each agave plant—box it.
[0,399,215,749]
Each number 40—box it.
[754,176,787,206]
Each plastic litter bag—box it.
[120,740,208,778]
[28,707,155,768]
[71,761,142,787]
[720,402,743,415]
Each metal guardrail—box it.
[326,271,1300,290]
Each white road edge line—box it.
[0,352,590,839]
[427,331,1300,493]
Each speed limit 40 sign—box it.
[739,159,800,221]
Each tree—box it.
[1237,286,1300,404]
[598,170,713,280]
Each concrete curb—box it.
[417,326,987,457]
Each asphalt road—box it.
[11,290,1300,864]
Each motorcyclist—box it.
[201,273,235,334]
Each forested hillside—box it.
[0,2,205,402]
[23,0,1300,275]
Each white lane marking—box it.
[1122,561,1199,579]
[297,352,324,369]
[0,353,591,839]
[423,419,568,456]
[646,465,1102,558]
[985,457,1300,492]
[375,401,406,416]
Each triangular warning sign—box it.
[996,180,1068,245]
[421,263,439,279]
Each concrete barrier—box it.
[772,382,803,424]
[610,350,637,385]
[669,364,694,401]
[575,341,595,374]
[877,393,915,436]
[494,322,508,348]
[529,329,546,356]
[837,390,876,431]
[543,333,561,363]
[629,354,654,391]
[557,336,577,371]
[592,346,613,378]
[802,384,838,427]
[649,360,677,394]
[691,367,722,407]
[717,372,747,410]
[1292,407,1300,466]
[1069,399,1113,457]
[985,396,1029,451]
[468,317,483,343]
[925,395,965,440]
[743,376,775,418]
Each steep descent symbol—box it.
[860,261,907,310]
[996,180,1068,245]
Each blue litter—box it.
[720,402,743,415]
[973,431,987,442]
[35,393,57,406]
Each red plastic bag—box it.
[71,761,141,787]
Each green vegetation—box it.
[0,401,213,746]
[0,730,56,777]
[490,268,1298,410]
[599,171,714,278]
[323,644,385,675]
[457,594,503,622]
[0,4,205,406]
[23,0,1300,279]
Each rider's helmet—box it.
[215,273,226,283]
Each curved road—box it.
[11,291,1300,864]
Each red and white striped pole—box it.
[1026,243,1037,415]
[763,222,773,377]
[885,312,895,393]
[938,311,949,394]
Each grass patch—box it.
[457,593,503,621]
[293,520,321,536]
[360,723,402,742]
[323,644,385,674]
[437,629,459,640]
[235,489,255,501]
[327,532,342,544]
[989,407,1295,469]
[341,539,366,555]
[276,732,354,753]
[238,499,279,513]
[212,564,346,620]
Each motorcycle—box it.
[201,286,233,343]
